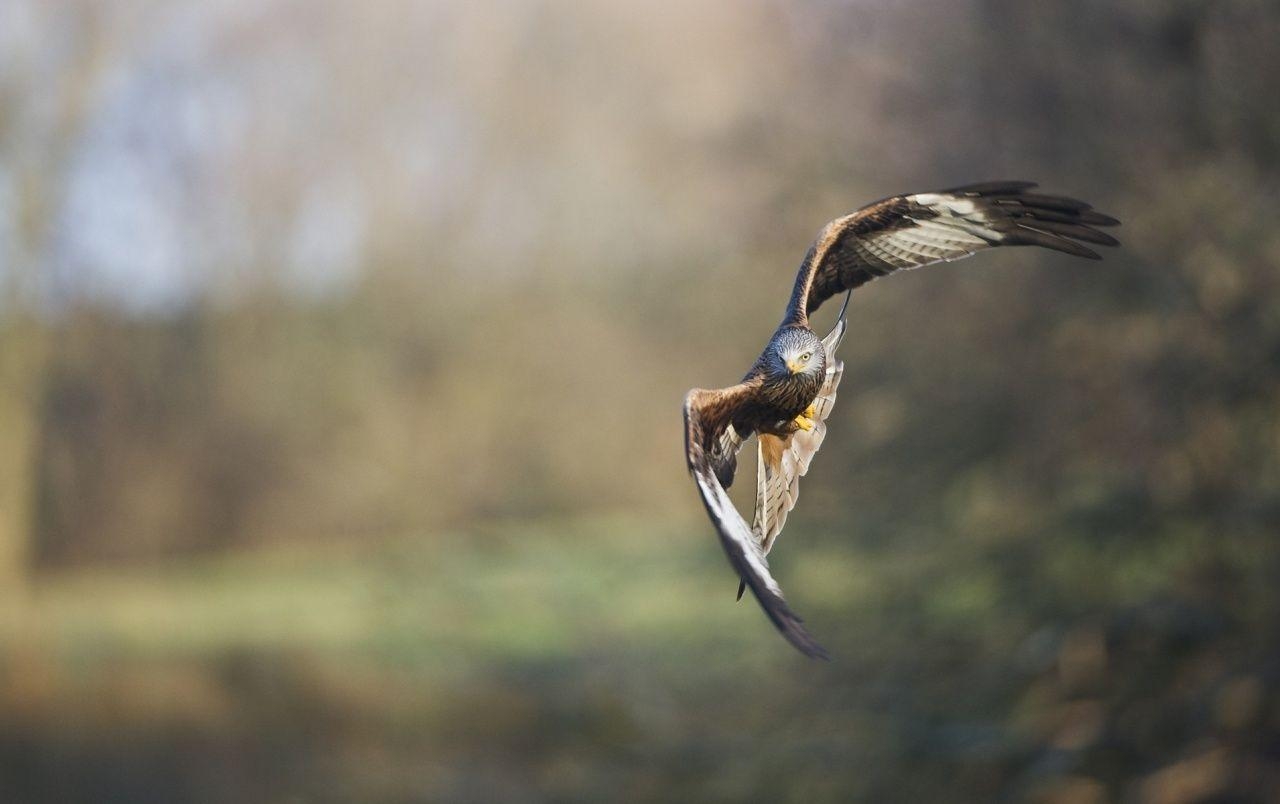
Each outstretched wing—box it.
[783,181,1120,325]
[751,305,847,561]
[684,384,830,659]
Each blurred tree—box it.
[0,6,116,587]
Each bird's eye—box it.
[800,352,811,361]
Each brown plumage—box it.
[684,181,1119,659]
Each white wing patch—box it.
[849,191,1014,272]
[694,461,783,597]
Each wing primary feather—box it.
[999,192,1092,212]
[684,388,830,659]
[1013,218,1120,246]
[1006,226,1102,259]
[692,461,830,659]
[1006,206,1121,227]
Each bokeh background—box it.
[2,1,1279,801]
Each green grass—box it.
[3,513,903,668]
[1,512,1265,802]
[0,513,920,801]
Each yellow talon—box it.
[804,404,816,419]
[793,415,815,432]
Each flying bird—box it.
[682,181,1119,659]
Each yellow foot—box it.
[793,415,815,432]
[803,404,816,419]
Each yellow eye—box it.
[800,352,811,361]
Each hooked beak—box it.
[785,359,803,375]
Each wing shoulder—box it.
[683,383,755,488]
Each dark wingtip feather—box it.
[736,580,746,601]
[691,456,830,660]
[1004,206,1121,230]
[773,607,831,659]
[1079,210,1121,227]
[805,642,832,661]
[748,585,831,660]
[728,542,830,658]
[1007,226,1103,259]
[1077,229,1120,247]
[1000,193,1093,212]
[1020,219,1121,247]
[955,182,1122,258]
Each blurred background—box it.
[2,1,1278,801]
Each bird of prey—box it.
[683,181,1119,659]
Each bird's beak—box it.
[785,359,803,375]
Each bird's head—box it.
[769,329,824,379]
